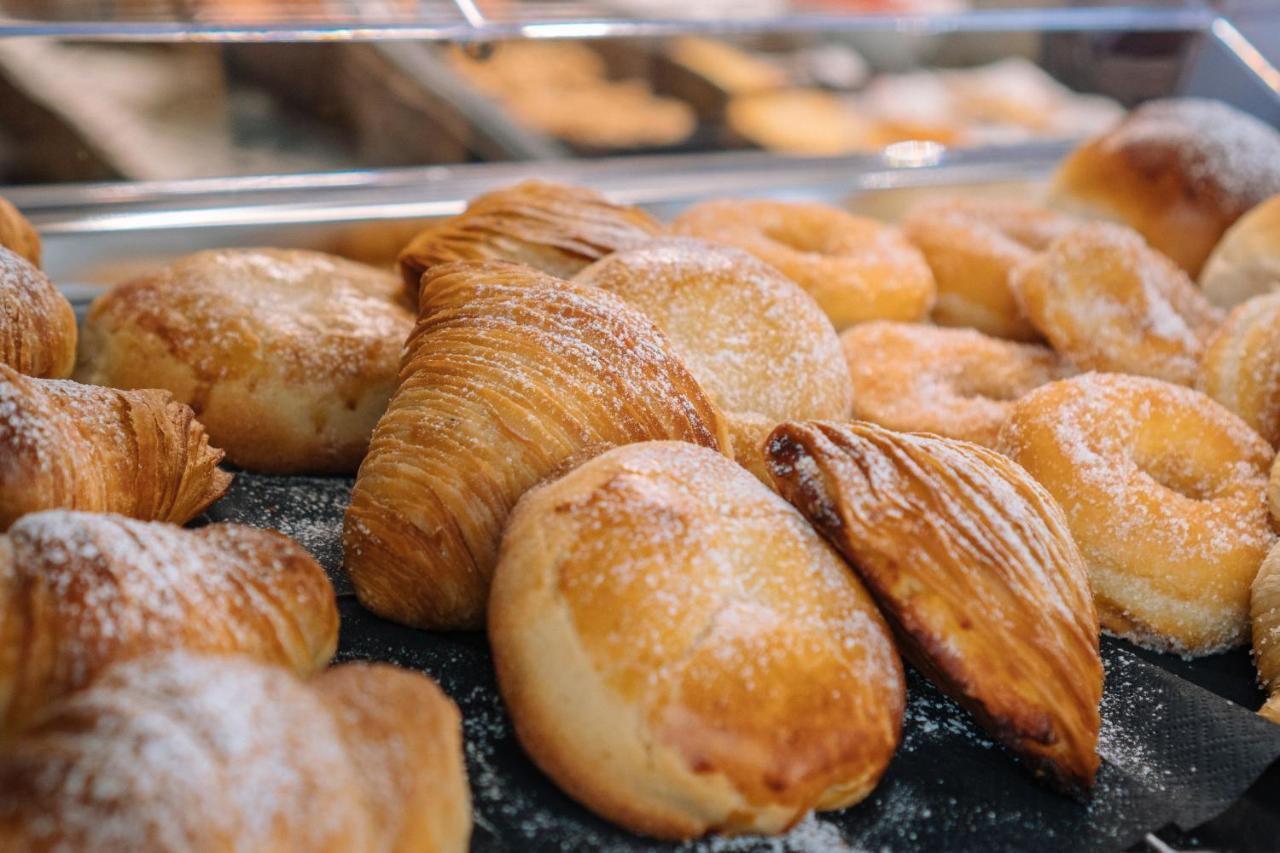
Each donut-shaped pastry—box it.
[0,247,75,378]
[76,249,415,475]
[573,237,853,477]
[1198,292,1280,446]
[999,373,1276,656]
[1201,193,1280,309]
[1011,222,1222,386]
[1252,542,1280,723]
[901,197,1082,340]
[490,441,904,839]
[1052,98,1280,277]
[671,199,935,330]
[841,321,1071,448]
[1271,453,1280,526]
[0,197,39,267]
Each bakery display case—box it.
[3,1,1280,852]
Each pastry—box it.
[0,652,470,852]
[672,199,935,330]
[0,510,337,735]
[0,365,232,530]
[490,441,904,839]
[397,180,663,303]
[0,247,76,378]
[1011,222,1222,386]
[766,421,1103,795]
[344,260,728,630]
[0,197,40,267]
[1198,291,1280,446]
[1052,97,1280,276]
[900,197,1082,340]
[999,373,1276,656]
[726,89,875,156]
[76,249,414,475]
[1251,542,1280,723]
[841,321,1072,448]
[1200,193,1280,309]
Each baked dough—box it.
[1012,222,1222,386]
[1000,373,1276,656]
[1201,193,1280,309]
[1252,542,1280,723]
[1052,97,1280,276]
[0,510,337,736]
[0,366,232,530]
[767,421,1103,795]
[1198,292,1280,446]
[490,441,904,839]
[0,197,39,267]
[76,248,414,475]
[344,260,729,630]
[0,652,471,852]
[0,247,75,379]
[841,321,1071,448]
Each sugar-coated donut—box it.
[1052,98,1280,276]
[1201,193,1280,309]
[0,247,75,379]
[0,196,39,267]
[1251,542,1280,723]
[1271,453,1280,526]
[671,199,935,330]
[999,373,1276,656]
[77,249,415,475]
[1198,292,1280,446]
[901,197,1082,340]
[574,237,853,477]
[842,321,1071,448]
[490,441,904,840]
[1012,222,1222,386]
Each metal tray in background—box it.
[11,148,1280,851]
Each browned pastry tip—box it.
[397,180,663,305]
[0,510,338,737]
[344,259,729,630]
[0,652,470,852]
[0,247,75,379]
[0,365,232,530]
[0,198,40,267]
[766,420,1103,796]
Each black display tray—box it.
[202,471,1280,853]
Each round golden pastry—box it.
[1200,193,1280,309]
[1051,97,1280,277]
[999,372,1276,656]
[842,321,1071,448]
[489,441,904,840]
[0,247,76,378]
[1252,542,1280,723]
[1272,453,1280,525]
[671,199,936,330]
[1198,291,1280,446]
[0,196,40,267]
[901,197,1082,340]
[726,89,876,156]
[76,248,415,475]
[1011,222,1223,386]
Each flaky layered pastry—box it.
[344,260,728,630]
[397,180,662,304]
[490,442,904,839]
[0,247,75,379]
[0,511,338,736]
[76,249,414,475]
[766,421,1103,795]
[0,197,39,267]
[0,366,232,530]
[0,652,471,852]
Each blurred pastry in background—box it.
[727,89,875,155]
[667,36,791,95]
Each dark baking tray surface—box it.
[202,471,1280,853]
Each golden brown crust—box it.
[1012,222,1222,386]
[672,199,935,330]
[76,248,414,475]
[344,260,729,630]
[999,373,1276,656]
[0,198,40,267]
[0,511,337,737]
[1251,543,1280,723]
[573,237,853,423]
[1201,193,1280,309]
[0,247,75,379]
[0,366,232,530]
[841,321,1072,448]
[1198,292,1280,446]
[901,197,1082,340]
[0,653,470,852]
[1051,98,1280,276]
[766,421,1102,795]
[489,441,904,839]
[397,181,663,305]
